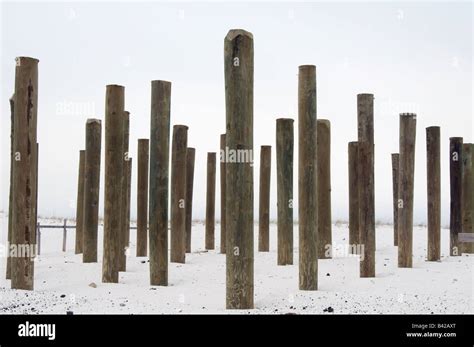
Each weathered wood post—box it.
[391,153,399,246]
[6,95,14,280]
[62,219,67,252]
[124,158,132,259]
[317,119,331,259]
[348,142,359,253]
[219,134,227,254]
[185,147,195,253]
[149,80,171,286]
[357,93,375,277]
[11,57,39,291]
[102,84,124,283]
[298,64,318,290]
[83,119,101,263]
[137,139,149,257]
[426,127,440,261]
[276,118,294,265]
[170,125,188,263]
[75,150,85,254]
[206,152,217,250]
[118,111,130,271]
[461,143,474,254]
[225,29,254,309]
[398,113,417,268]
[258,145,271,252]
[449,137,463,256]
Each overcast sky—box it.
[1,1,472,225]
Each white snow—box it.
[0,215,472,314]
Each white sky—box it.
[1,1,472,225]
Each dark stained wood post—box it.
[317,119,331,259]
[258,145,271,252]
[426,127,440,261]
[398,113,417,268]
[206,152,217,250]
[298,64,318,290]
[449,137,463,256]
[118,111,130,272]
[461,143,473,254]
[276,118,294,265]
[357,93,375,277]
[348,142,359,253]
[75,150,85,254]
[391,153,399,246]
[83,119,102,263]
[225,29,254,309]
[11,56,39,291]
[102,84,125,283]
[136,139,149,257]
[170,125,188,263]
[6,95,14,280]
[124,158,132,260]
[219,134,227,254]
[149,80,171,286]
[185,147,195,253]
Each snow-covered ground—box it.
[0,214,472,314]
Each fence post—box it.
[185,147,196,253]
[62,219,67,252]
[258,145,271,252]
[219,134,227,254]
[206,152,216,250]
[348,142,359,253]
[449,137,463,256]
[461,143,474,254]
[137,139,149,257]
[391,153,400,246]
[118,111,130,272]
[426,127,440,261]
[75,150,85,254]
[317,119,331,259]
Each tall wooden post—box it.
[391,153,400,246]
[258,145,271,252]
[348,142,359,253]
[149,80,171,286]
[206,152,217,250]
[317,119,331,259]
[461,143,474,254]
[170,125,188,263]
[185,147,195,253]
[398,113,417,268]
[449,137,463,256]
[102,84,124,283]
[298,64,318,290]
[83,119,101,263]
[357,93,375,277]
[225,29,254,309]
[118,111,130,271]
[75,150,85,254]
[136,139,149,257]
[6,95,14,280]
[11,56,39,291]
[276,118,294,265]
[220,134,227,254]
[426,127,440,261]
[124,158,132,258]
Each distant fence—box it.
[36,219,139,255]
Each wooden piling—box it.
[276,118,294,265]
[83,119,101,263]
[426,127,440,261]
[391,153,399,246]
[461,143,474,254]
[170,125,188,263]
[185,148,195,253]
[317,119,331,259]
[220,134,227,254]
[298,64,318,290]
[11,56,39,290]
[149,80,171,286]
[136,139,149,257]
[6,96,14,280]
[102,84,124,283]
[225,29,254,309]
[449,137,463,256]
[398,113,417,268]
[124,158,132,260]
[75,150,85,254]
[258,145,271,252]
[348,142,359,253]
[206,152,216,250]
[118,111,130,271]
